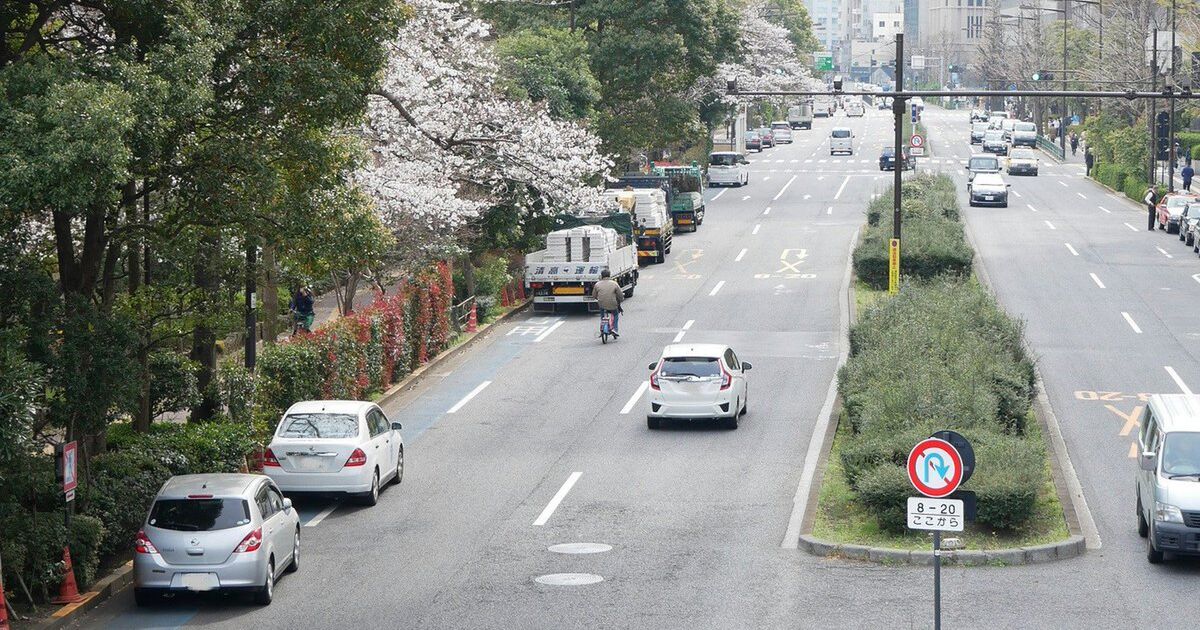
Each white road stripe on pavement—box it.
[735,248,747,262]
[682,319,694,330]
[741,195,751,201]
[620,381,649,415]
[1157,246,1174,259]
[1065,243,1079,256]
[534,320,565,343]
[305,503,338,528]
[1123,222,1139,232]
[709,280,726,296]
[1044,220,1057,230]
[1099,205,1111,213]
[763,176,771,181]
[1166,366,1194,395]
[763,207,771,215]
[672,319,695,343]
[1011,190,1022,198]
[1122,312,1143,334]
[826,206,833,215]
[1059,181,1069,187]
[1028,204,1038,212]
[712,189,727,201]
[533,471,582,527]
[752,224,761,235]
[773,175,797,201]
[1090,273,1106,289]
[447,381,491,413]
[1077,192,1087,199]
[833,175,851,200]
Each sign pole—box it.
[933,530,942,630]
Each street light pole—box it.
[1062,7,1068,154]
[894,33,905,246]
[1169,0,1177,191]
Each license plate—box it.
[678,219,693,224]
[984,195,994,201]
[552,286,584,295]
[181,573,219,591]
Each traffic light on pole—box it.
[1156,111,1170,160]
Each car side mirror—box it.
[648,362,658,370]
[391,421,403,431]
[1140,451,1157,472]
[283,497,294,511]
[741,362,753,371]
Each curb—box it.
[797,534,1086,566]
[29,562,133,630]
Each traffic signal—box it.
[1156,111,1170,160]
[1033,70,1054,81]
[726,79,738,95]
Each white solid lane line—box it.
[772,175,798,201]
[620,381,649,415]
[447,380,491,413]
[533,471,582,527]
[1044,220,1057,230]
[752,224,761,235]
[1156,246,1173,259]
[709,280,726,296]
[712,189,727,201]
[1028,204,1039,212]
[1099,206,1111,213]
[1065,243,1079,256]
[1123,222,1139,232]
[833,175,851,200]
[1122,312,1143,334]
[305,503,338,528]
[533,320,565,342]
[1090,273,1106,289]
[1077,192,1087,199]
[1166,366,1194,395]
[735,248,748,262]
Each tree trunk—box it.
[261,244,281,343]
[341,270,360,315]
[134,346,151,432]
[189,233,220,423]
[461,255,476,300]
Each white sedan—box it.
[646,344,751,430]
[264,400,404,506]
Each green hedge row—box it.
[854,175,972,290]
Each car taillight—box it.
[135,530,158,554]
[234,527,262,553]
[720,365,732,390]
[262,448,280,467]
[650,368,661,391]
[344,448,367,467]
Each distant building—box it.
[805,0,843,68]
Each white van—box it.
[845,100,865,117]
[770,121,793,143]
[708,152,749,187]
[1136,394,1200,563]
[829,127,854,155]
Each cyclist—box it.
[290,286,315,333]
[591,269,624,338]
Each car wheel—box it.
[1188,233,1195,246]
[1147,527,1165,564]
[1137,496,1149,538]
[391,446,404,486]
[360,470,379,506]
[647,417,661,430]
[723,411,739,430]
[134,588,161,607]
[1033,170,1038,176]
[1180,229,1186,242]
[740,398,748,416]
[624,285,635,298]
[254,558,275,605]
[285,528,300,573]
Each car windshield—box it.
[746,131,759,139]
[1162,432,1200,476]
[984,131,1003,141]
[277,413,360,439]
[832,129,851,138]
[1011,150,1035,159]
[881,147,895,155]
[710,154,738,166]
[1015,122,1036,131]
[974,174,1004,186]
[970,157,998,170]
[1167,196,1195,208]
[660,357,721,378]
[148,498,252,532]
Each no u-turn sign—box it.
[907,438,964,498]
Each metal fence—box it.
[1037,135,1065,161]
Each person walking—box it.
[1070,132,1079,156]
[290,286,315,333]
[1183,163,1195,192]
[591,269,624,337]
[1085,150,1094,177]
[1145,186,1160,231]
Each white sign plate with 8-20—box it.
[907,497,964,532]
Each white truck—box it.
[787,103,813,129]
[525,224,638,313]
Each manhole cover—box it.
[534,573,604,586]
[548,543,612,555]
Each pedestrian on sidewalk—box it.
[1145,186,1160,231]
[1183,164,1195,192]
[1085,150,1094,177]
[1069,132,1079,156]
[290,286,315,333]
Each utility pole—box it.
[893,34,905,242]
[245,239,257,370]
[1061,6,1068,154]
[1150,29,1158,187]
[1169,0,1177,191]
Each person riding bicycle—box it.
[290,286,315,333]
[592,269,624,338]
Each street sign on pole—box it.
[907,437,964,498]
[912,55,926,70]
[907,497,965,532]
[888,238,900,294]
[814,53,834,72]
[57,441,78,500]
[910,134,925,149]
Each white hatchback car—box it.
[264,400,404,506]
[646,344,752,430]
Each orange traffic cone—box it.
[501,285,512,307]
[516,282,526,301]
[0,569,11,630]
[467,304,478,333]
[51,547,85,604]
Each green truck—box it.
[649,163,707,232]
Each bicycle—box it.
[599,311,617,344]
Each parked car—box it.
[1157,193,1200,233]
[708,151,750,187]
[1006,148,1040,176]
[745,130,763,152]
[829,127,854,155]
[1135,394,1200,564]
[1181,204,1200,246]
[982,130,1009,155]
[646,343,751,430]
[879,146,913,171]
[757,127,776,148]
[264,400,404,506]
[134,473,300,606]
[1011,121,1038,147]
[970,122,989,144]
[968,172,1010,207]
[967,154,1002,182]
[770,121,793,143]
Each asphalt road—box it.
[71,106,1200,630]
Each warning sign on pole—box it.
[888,238,900,294]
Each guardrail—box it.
[451,296,475,333]
[1037,135,1065,161]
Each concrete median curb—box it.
[798,534,1086,567]
[29,561,133,630]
